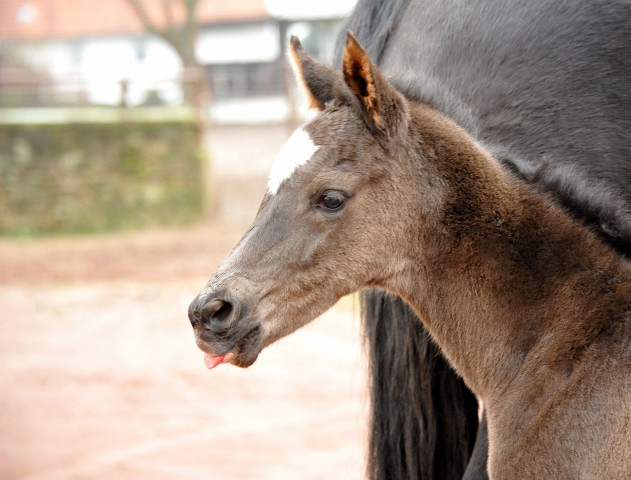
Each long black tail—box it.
[361,290,479,480]
[336,1,482,479]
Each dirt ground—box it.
[0,125,369,480]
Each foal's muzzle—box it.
[188,291,238,330]
[188,289,263,368]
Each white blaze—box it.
[267,127,319,195]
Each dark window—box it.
[206,61,285,99]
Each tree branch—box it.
[161,0,176,32]
[125,0,200,67]
[125,0,160,36]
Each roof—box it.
[0,0,271,41]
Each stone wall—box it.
[0,120,205,236]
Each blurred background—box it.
[0,0,368,478]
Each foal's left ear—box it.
[289,36,338,110]
[342,32,408,134]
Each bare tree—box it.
[125,0,207,106]
[126,0,199,67]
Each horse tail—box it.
[336,2,481,478]
[361,290,479,480]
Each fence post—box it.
[119,79,129,108]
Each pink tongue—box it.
[204,354,225,370]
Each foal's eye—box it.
[318,190,346,212]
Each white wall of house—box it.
[264,0,357,20]
[197,21,280,65]
[9,34,183,106]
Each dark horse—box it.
[335,1,631,479]
[189,29,631,479]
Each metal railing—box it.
[0,67,207,109]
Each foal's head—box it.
[188,33,443,368]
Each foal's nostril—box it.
[202,299,233,325]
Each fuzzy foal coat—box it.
[400,102,631,479]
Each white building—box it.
[0,0,357,122]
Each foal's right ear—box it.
[342,32,408,135]
[289,36,338,110]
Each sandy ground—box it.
[0,124,369,480]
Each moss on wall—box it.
[0,121,205,236]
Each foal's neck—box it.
[398,103,628,402]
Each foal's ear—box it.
[342,31,408,134]
[289,36,338,110]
